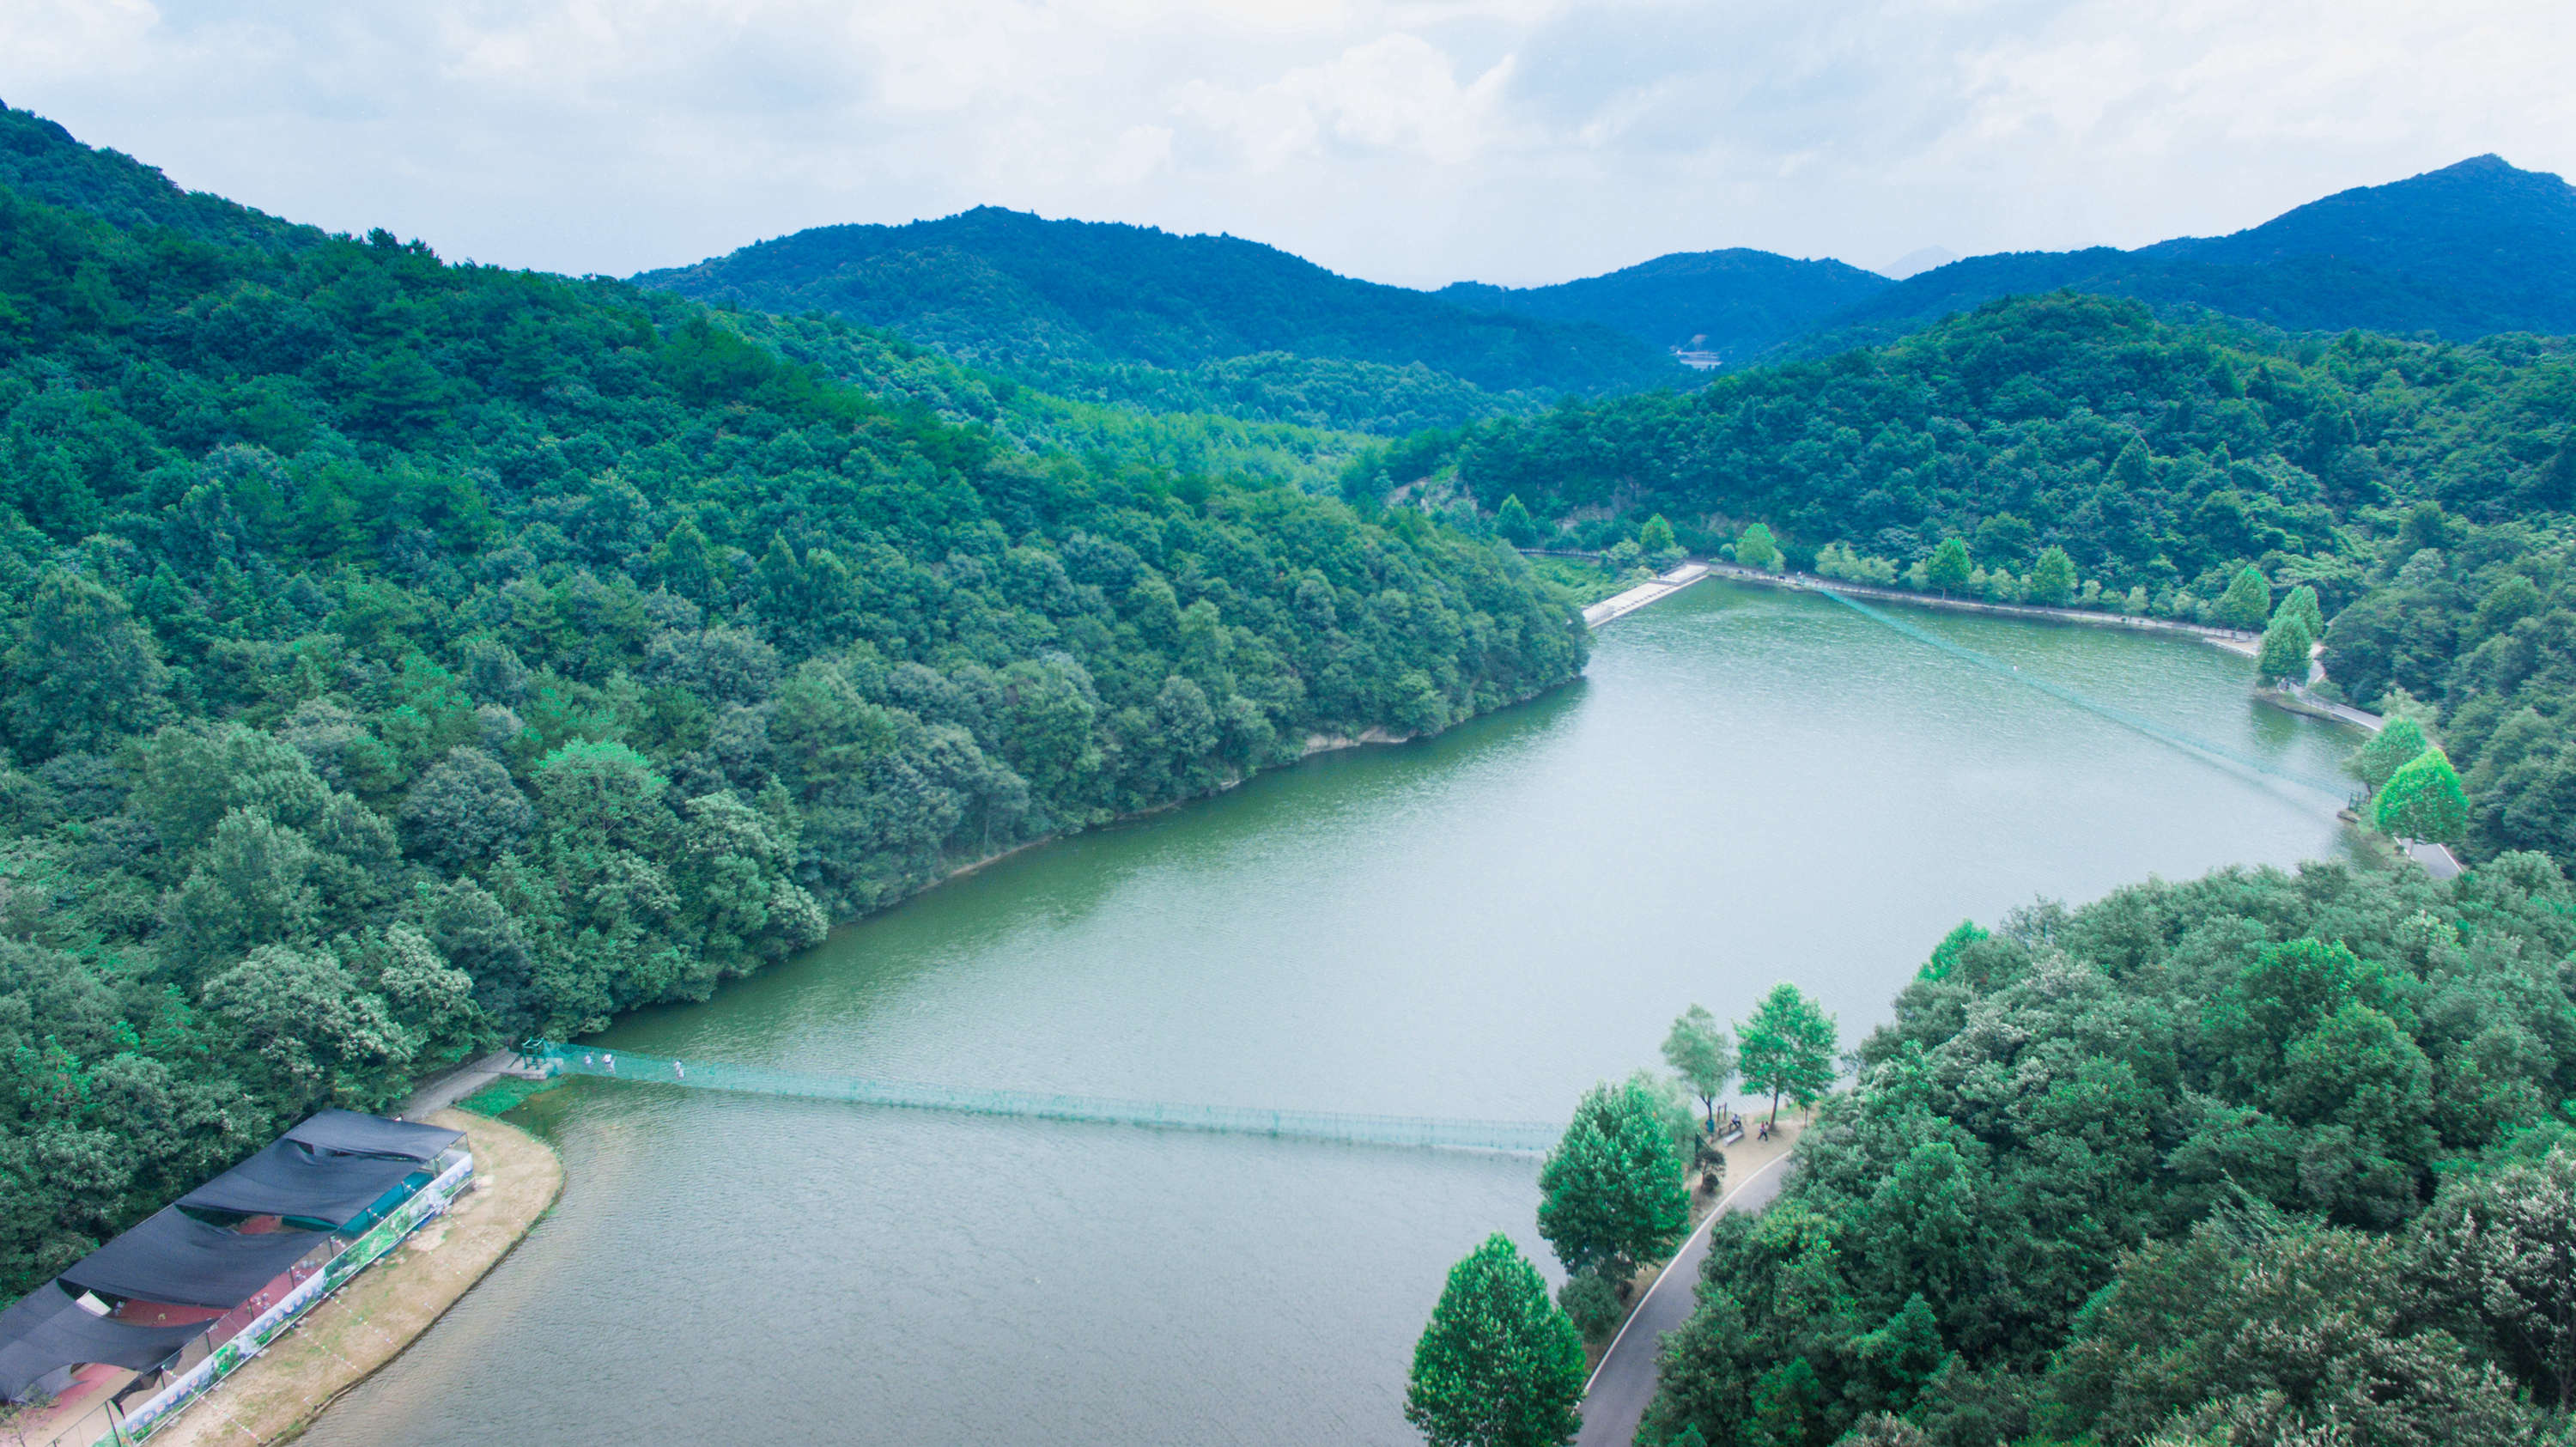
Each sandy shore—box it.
[148,1110,562,1447]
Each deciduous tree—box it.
[2377,747,2469,843]
[1537,1079,1688,1277]
[1738,983,1837,1123]
[2215,565,2272,630]
[1735,523,1780,570]
[1405,1233,1585,1447]
[1662,1005,1737,1132]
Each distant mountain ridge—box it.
[635,208,1686,433]
[1433,248,1891,363]
[1784,155,2576,356]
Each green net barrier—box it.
[1813,587,2351,799]
[530,1044,1563,1154]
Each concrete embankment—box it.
[1698,561,2263,647]
[1584,562,1713,627]
[149,1110,562,1447]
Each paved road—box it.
[1574,1152,1793,1447]
[395,1049,519,1118]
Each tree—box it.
[1641,514,1680,566]
[2215,565,2272,630]
[4,569,169,756]
[2028,545,2077,607]
[1735,523,1780,570]
[2347,716,2428,793]
[2406,1146,2576,1409]
[203,944,414,1109]
[2377,747,2468,844]
[1924,538,1972,596]
[1495,495,1540,549]
[2256,612,2314,685]
[399,745,535,866]
[2272,583,2325,640]
[1405,1233,1586,1447]
[1737,983,1837,1123]
[1537,1079,1689,1277]
[1662,1005,1737,1132]
[2050,1210,2534,1447]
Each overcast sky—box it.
[3,0,2569,289]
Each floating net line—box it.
[529,1044,1562,1154]
[1811,586,2351,799]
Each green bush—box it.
[1558,1270,1625,1341]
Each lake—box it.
[303,579,2357,1446]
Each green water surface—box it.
[302,581,2360,1446]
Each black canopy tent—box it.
[282,1110,462,1162]
[56,1209,325,1311]
[176,1140,423,1227]
[0,1284,208,1402]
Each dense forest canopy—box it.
[0,112,1589,1298]
[1413,291,2576,874]
[1435,248,1891,362]
[1784,155,2576,361]
[633,206,1687,435]
[1647,858,2576,1447]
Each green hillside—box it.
[1415,289,2576,1447]
[1436,247,1890,361]
[634,206,1687,433]
[0,112,1587,1294]
[1437,290,2576,858]
[1789,155,2576,357]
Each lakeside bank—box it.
[144,1111,561,1447]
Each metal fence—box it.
[530,1044,1561,1154]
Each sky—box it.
[1,0,2570,290]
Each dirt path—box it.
[149,1110,561,1447]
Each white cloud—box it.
[0,0,2566,287]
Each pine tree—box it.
[1925,538,1972,596]
[1496,495,1540,549]
[1405,1233,1586,1447]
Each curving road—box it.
[1575,1150,1794,1447]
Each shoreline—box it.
[1695,559,2262,644]
[143,1110,563,1447]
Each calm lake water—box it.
[305,580,2357,1447]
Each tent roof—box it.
[176,1140,422,1228]
[0,1283,207,1402]
[56,1209,325,1311]
[282,1110,462,1162]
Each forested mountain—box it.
[0,110,1588,1295]
[1425,293,2576,865]
[1790,155,2576,356]
[634,207,1686,434]
[1434,248,1890,360]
